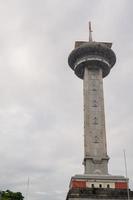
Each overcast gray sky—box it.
[0,0,133,200]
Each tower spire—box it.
[66,24,131,200]
[89,21,93,42]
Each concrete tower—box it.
[66,23,133,200]
[68,22,116,175]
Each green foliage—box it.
[0,190,24,200]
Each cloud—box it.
[0,0,132,200]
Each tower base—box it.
[66,174,133,200]
[66,188,133,200]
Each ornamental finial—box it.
[89,21,93,42]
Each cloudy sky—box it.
[0,0,133,200]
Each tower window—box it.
[107,184,110,188]
[91,184,94,188]
[99,184,102,188]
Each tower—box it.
[66,23,133,200]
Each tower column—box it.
[83,66,109,174]
[66,24,131,200]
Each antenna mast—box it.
[26,177,30,200]
[123,150,130,200]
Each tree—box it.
[0,190,24,200]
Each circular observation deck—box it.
[68,42,116,79]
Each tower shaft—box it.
[66,25,131,200]
[68,41,116,175]
[83,67,108,174]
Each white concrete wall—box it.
[86,181,115,188]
